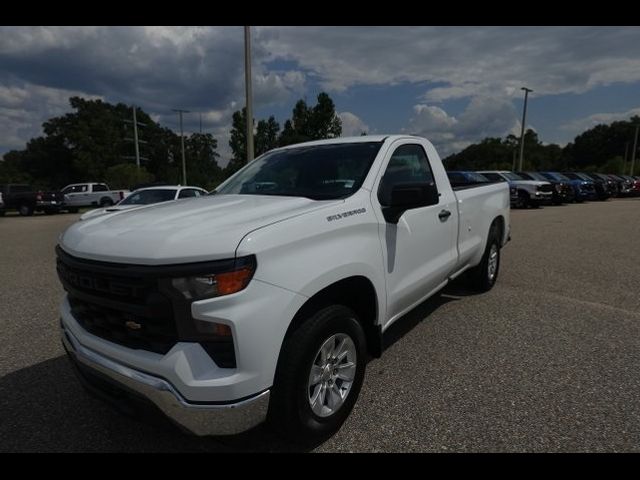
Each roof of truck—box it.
[275,135,422,150]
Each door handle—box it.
[438,209,451,221]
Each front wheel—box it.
[467,225,501,292]
[268,305,367,445]
[516,190,529,209]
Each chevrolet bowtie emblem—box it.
[125,320,142,330]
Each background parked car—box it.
[547,172,597,202]
[615,174,640,196]
[61,182,130,213]
[517,171,574,205]
[477,170,553,208]
[563,172,610,201]
[582,173,616,200]
[562,172,598,200]
[79,185,209,220]
[0,184,64,216]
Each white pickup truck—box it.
[56,135,510,443]
[61,182,130,212]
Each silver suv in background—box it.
[478,171,553,208]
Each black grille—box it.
[57,249,177,355]
[68,296,177,354]
[538,184,553,193]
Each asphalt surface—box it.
[1,200,640,452]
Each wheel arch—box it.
[282,275,382,359]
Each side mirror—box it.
[380,182,439,223]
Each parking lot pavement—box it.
[1,200,640,452]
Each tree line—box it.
[0,93,342,190]
[444,116,640,175]
[1,94,638,191]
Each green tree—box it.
[0,97,218,190]
[105,164,154,190]
[444,130,566,172]
[563,116,640,171]
[227,108,281,177]
[278,92,342,147]
[184,132,223,190]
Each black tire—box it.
[516,190,529,209]
[100,198,114,207]
[0,209,5,217]
[268,304,367,445]
[467,224,501,292]
[18,203,34,216]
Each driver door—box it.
[374,141,457,327]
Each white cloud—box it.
[338,111,369,137]
[561,107,640,135]
[0,83,102,150]
[4,26,640,160]
[406,96,521,156]
[257,26,640,101]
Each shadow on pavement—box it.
[0,355,309,452]
[381,276,476,352]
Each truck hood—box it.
[60,194,340,264]
[79,203,141,220]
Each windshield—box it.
[216,142,383,200]
[525,172,548,181]
[502,172,524,181]
[119,189,176,205]
[551,173,571,182]
[563,172,581,180]
[576,173,594,181]
[466,172,489,182]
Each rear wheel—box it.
[268,305,367,445]
[468,224,501,292]
[100,198,114,207]
[18,203,34,216]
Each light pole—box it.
[132,105,141,169]
[173,108,190,185]
[518,87,533,171]
[244,26,254,164]
[630,124,639,176]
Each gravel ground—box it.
[1,199,639,452]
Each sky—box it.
[1,26,640,166]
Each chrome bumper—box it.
[61,323,270,436]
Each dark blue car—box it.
[539,172,597,202]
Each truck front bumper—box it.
[61,322,270,436]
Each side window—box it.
[447,172,465,186]
[93,184,108,192]
[482,173,504,183]
[178,189,197,198]
[378,144,436,203]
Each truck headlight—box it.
[171,256,256,300]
